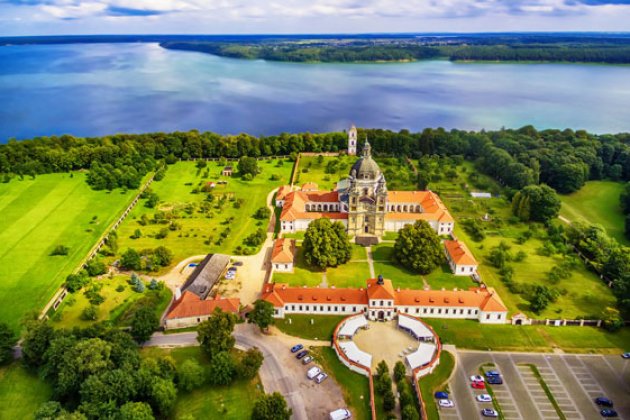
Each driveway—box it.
[146,323,345,420]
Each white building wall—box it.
[454,264,477,276]
[479,311,507,324]
[438,222,454,234]
[273,262,293,272]
[384,220,439,233]
[397,305,480,320]
[281,303,367,317]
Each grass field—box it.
[310,347,373,420]
[0,362,52,419]
[419,350,455,420]
[51,275,172,329]
[559,180,628,245]
[275,314,346,341]
[115,159,293,270]
[0,173,137,331]
[424,319,630,353]
[141,346,264,419]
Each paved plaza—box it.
[353,320,421,370]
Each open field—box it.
[51,275,172,329]
[310,347,374,420]
[114,159,293,270]
[141,346,264,419]
[0,173,137,331]
[419,350,456,420]
[559,180,628,244]
[275,314,346,341]
[424,319,630,353]
[0,362,52,419]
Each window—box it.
[470,267,474,272]
[285,264,288,269]
[438,308,442,314]
[430,308,434,314]
[423,308,428,314]
[353,307,356,312]
[497,314,502,320]
[197,318,201,322]
[299,305,302,311]
[486,314,490,320]
[468,309,472,315]
[305,306,309,311]
[460,309,464,315]
[291,305,295,310]
[416,308,420,314]
[380,300,383,306]
[475,310,479,315]
[342,307,345,312]
[274,309,278,315]
[405,308,409,313]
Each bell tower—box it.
[348,125,357,156]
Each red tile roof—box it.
[276,185,291,201]
[166,291,240,319]
[280,191,346,222]
[262,280,507,313]
[386,191,454,223]
[271,238,296,264]
[444,240,478,266]
[301,182,319,191]
[261,283,368,307]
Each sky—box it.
[1,0,630,36]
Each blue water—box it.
[1,42,630,141]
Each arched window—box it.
[403,205,408,212]
[416,205,421,212]
[397,205,401,212]
[323,204,328,211]
[363,188,369,196]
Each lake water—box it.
[1,42,630,141]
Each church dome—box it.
[350,141,381,180]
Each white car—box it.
[307,366,321,379]
[470,375,485,383]
[329,408,351,420]
[315,372,328,384]
[438,399,455,408]
[476,394,492,403]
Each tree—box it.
[208,351,235,385]
[302,218,352,269]
[22,320,54,369]
[35,401,63,420]
[383,389,396,412]
[80,305,99,321]
[132,229,142,239]
[148,377,177,416]
[254,207,271,220]
[131,306,159,343]
[238,156,258,178]
[152,246,173,266]
[0,322,16,365]
[50,245,70,256]
[85,258,107,276]
[65,273,89,293]
[177,359,205,391]
[120,248,142,271]
[251,392,292,420]
[197,308,237,360]
[394,220,443,274]
[601,307,624,332]
[393,361,406,383]
[237,347,264,379]
[118,402,155,420]
[249,300,274,331]
[511,184,561,223]
[401,404,420,420]
[530,285,558,314]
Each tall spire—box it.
[362,135,371,158]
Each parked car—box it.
[315,373,328,384]
[291,344,303,353]
[227,266,237,272]
[481,408,499,418]
[470,375,485,383]
[302,356,313,365]
[434,392,449,400]
[296,350,309,359]
[595,397,614,407]
[622,352,630,359]
[438,399,454,408]
[225,274,235,280]
[329,408,351,420]
[485,370,501,377]
[487,376,503,385]
[232,261,244,266]
[476,394,492,403]
[307,367,321,379]
[472,381,486,389]
[600,409,618,418]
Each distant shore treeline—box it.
[160,41,630,64]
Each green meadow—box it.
[0,173,136,331]
[559,180,628,244]
[114,159,293,269]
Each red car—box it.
[471,381,486,389]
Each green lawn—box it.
[310,347,374,420]
[419,350,455,420]
[51,275,172,329]
[0,362,52,419]
[294,155,353,191]
[424,264,478,291]
[0,173,137,331]
[326,262,372,287]
[141,346,264,420]
[559,180,628,245]
[273,246,324,287]
[424,319,630,353]
[115,160,293,271]
[275,314,346,341]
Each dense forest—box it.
[2,126,630,318]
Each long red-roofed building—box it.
[262,277,507,324]
[165,291,240,329]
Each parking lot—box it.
[439,351,630,420]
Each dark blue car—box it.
[485,370,501,377]
[595,397,613,407]
[296,350,308,359]
[290,344,303,353]
[601,409,618,417]
[434,391,449,400]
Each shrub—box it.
[50,245,70,256]
[65,273,89,293]
[81,305,99,321]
